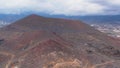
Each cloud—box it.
[107,0,120,6]
[0,0,119,15]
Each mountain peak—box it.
[29,14,40,17]
[27,14,45,18]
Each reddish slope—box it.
[0,14,120,68]
[0,30,87,68]
[0,30,74,54]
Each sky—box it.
[0,0,120,16]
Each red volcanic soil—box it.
[0,14,120,68]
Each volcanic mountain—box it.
[0,14,120,68]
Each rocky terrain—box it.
[0,14,120,68]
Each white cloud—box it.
[47,0,106,15]
[0,0,119,15]
[107,0,120,6]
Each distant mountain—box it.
[0,14,29,22]
[0,14,27,27]
[0,14,120,68]
[47,15,120,25]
